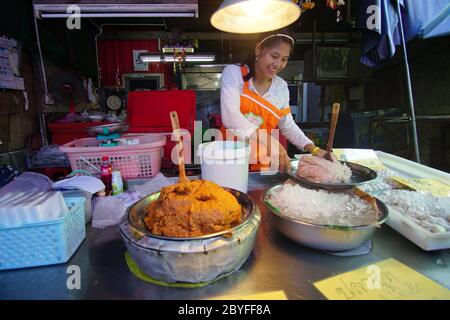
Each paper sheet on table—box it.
[332,149,385,170]
[391,177,450,197]
[314,258,450,300]
[211,291,287,300]
[53,176,105,194]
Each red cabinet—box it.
[48,122,112,145]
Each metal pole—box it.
[32,3,49,147]
[395,0,421,163]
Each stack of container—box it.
[0,192,86,270]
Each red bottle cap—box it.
[102,156,109,161]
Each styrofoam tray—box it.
[373,151,450,251]
[0,191,69,228]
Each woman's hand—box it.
[250,131,291,173]
[276,143,291,173]
[314,148,338,162]
[305,144,338,162]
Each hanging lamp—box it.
[211,0,301,34]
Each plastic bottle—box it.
[100,156,112,195]
[112,170,123,195]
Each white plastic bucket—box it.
[197,141,251,193]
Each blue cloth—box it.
[358,0,450,67]
[420,3,450,38]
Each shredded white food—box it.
[377,190,450,233]
[358,168,405,193]
[333,162,353,183]
[268,184,378,227]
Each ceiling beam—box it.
[99,31,361,42]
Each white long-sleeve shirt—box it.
[220,64,313,151]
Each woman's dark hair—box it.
[242,30,295,82]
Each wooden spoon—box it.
[170,111,189,184]
[326,103,340,162]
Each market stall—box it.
[1,160,449,299]
[1,0,450,302]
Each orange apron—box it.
[221,66,291,171]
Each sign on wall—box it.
[133,50,149,71]
[0,36,24,90]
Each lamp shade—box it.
[211,0,301,34]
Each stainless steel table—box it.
[1,173,449,300]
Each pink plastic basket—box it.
[60,134,166,179]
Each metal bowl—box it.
[263,185,389,252]
[127,188,256,240]
[287,159,377,190]
[120,187,261,283]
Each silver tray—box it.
[286,159,377,190]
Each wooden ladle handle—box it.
[326,103,340,158]
[170,111,188,184]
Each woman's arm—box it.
[278,84,314,150]
[278,84,334,159]
[279,113,314,151]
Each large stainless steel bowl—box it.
[263,185,389,252]
[120,188,261,283]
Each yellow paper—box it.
[391,177,450,197]
[212,291,287,300]
[332,148,385,170]
[314,258,450,300]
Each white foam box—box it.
[0,192,69,228]
[375,151,450,251]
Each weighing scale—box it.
[86,123,129,147]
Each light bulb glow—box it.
[211,0,301,34]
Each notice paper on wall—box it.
[332,148,385,171]
[133,50,149,71]
[313,258,450,300]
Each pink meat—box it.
[296,156,351,183]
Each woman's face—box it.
[255,40,291,79]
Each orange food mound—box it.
[144,180,243,238]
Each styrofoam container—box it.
[198,141,250,193]
[0,192,69,228]
[383,206,450,251]
[373,151,450,251]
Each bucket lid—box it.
[197,141,250,160]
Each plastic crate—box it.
[127,128,192,165]
[60,134,166,179]
[0,197,86,271]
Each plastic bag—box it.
[128,173,174,197]
[0,165,21,188]
[0,172,53,196]
[92,191,142,229]
[92,173,173,229]
[30,145,69,168]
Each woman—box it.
[220,31,332,172]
